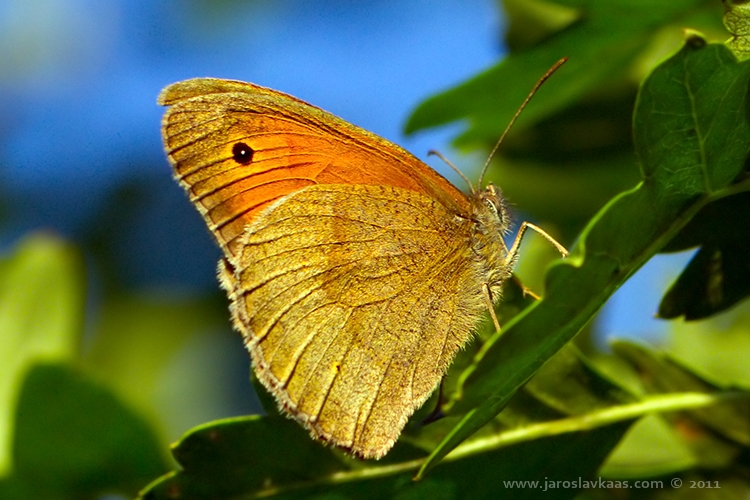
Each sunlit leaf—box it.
[0,234,84,476]
[724,0,750,60]
[418,39,750,476]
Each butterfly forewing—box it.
[159,78,471,259]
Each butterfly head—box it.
[467,183,514,294]
[476,183,511,235]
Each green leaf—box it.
[405,0,723,147]
[140,416,349,499]
[602,415,697,477]
[724,0,750,60]
[139,414,627,499]
[139,332,749,498]
[405,341,635,455]
[139,384,748,499]
[82,292,260,444]
[658,192,750,319]
[613,341,750,448]
[417,40,750,476]
[612,340,750,476]
[667,307,750,387]
[407,1,728,241]
[522,345,636,415]
[502,0,580,51]
[8,363,166,499]
[0,234,84,476]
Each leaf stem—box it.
[251,390,749,497]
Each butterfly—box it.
[158,64,566,459]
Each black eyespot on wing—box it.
[232,142,254,164]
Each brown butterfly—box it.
[158,62,566,459]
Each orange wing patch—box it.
[159,79,471,258]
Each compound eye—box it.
[484,197,498,215]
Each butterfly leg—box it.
[503,221,568,269]
[509,274,541,301]
[498,223,568,304]
[482,283,502,333]
[421,379,447,425]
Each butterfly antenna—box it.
[477,57,568,188]
[428,149,476,195]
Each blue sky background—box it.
[0,0,692,366]
[1,0,501,286]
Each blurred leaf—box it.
[417,39,750,476]
[83,292,260,445]
[249,369,280,416]
[601,414,697,478]
[502,0,581,51]
[724,0,750,60]
[406,0,723,146]
[408,1,727,243]
[668,307,750,387]
[523,345,635,415]
[613,341,750,448]
[613,339,750,488]
[580,471,750,499]
[659,192,750,320]
[141,378,744,499]
[0,234,84,476]
[597,303,750,485]
[4,363,166,500]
